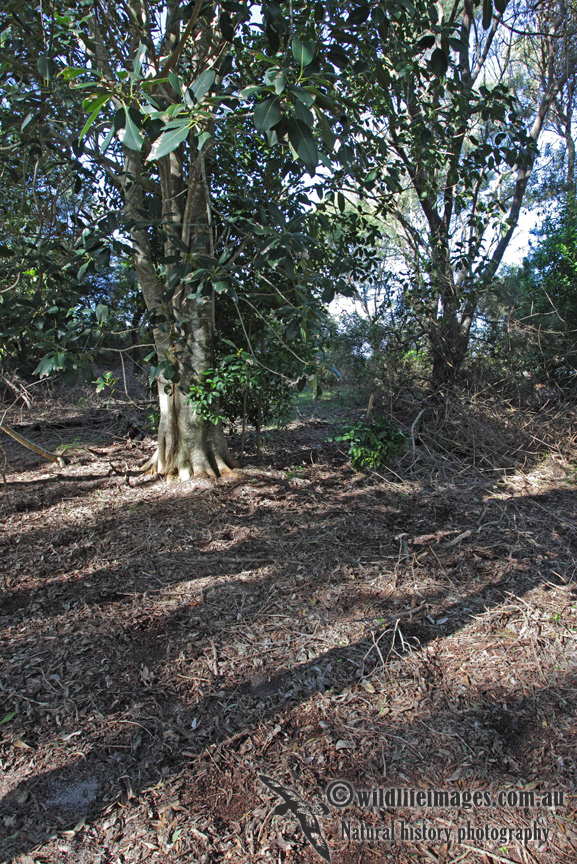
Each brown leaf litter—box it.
[0,391,576,864]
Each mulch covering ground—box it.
[1,392,576,864]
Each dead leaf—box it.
[446,768,462,781]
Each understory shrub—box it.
[327,415,407,471]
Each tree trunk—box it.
[150,380,236,479]
[147,297,237,479]
[428,243,473,387]
[430,315,471,387]
[123,148,238,480]
[137,279,238,480]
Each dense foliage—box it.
[498,203,577,384]
[1,0,576,474]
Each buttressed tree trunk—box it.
[122,143,237,480]
[79,3,239,480]
[151,306,237,480]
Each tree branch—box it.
[159,0,204,76]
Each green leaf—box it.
[37,55,58,82]
[416,34,436,52]
[82,91,111,112]
[274,71,287,95]
[287,118,318,168]
[190,69,216,102]
[289,85,315,107]
[265,66,281,86]
[374,63,391,89]
[482,0,492,29]
[429,48,448,77]
[118,106,143,151]
[95,303,109,324]
[146,121,190,161]
[254,97,282,132]
[294,99,314,128]
[314,106,335,150]
[197,131,211,150]
[34,354,56,378]
[169,71,182,93]
[0,711,17,726]
[78,260,92,279]
[494,0,508,12]
[240,85,262,99]
[291,37,315,68]
[61,66,89,80]
[100,125,115,154]
[132,42,147,76]
[322,284,335,303]
[449,37,468,52]
[220,11,234,41]
[327,45,349,69]
[79,94,111,141]
[21,111,35,131]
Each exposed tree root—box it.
[139,448,238,480]
[136,382,240,481]
[137,424,239,481]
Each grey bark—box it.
[122,147,237,479]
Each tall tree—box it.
[0,1,336,476]
[324,0,577,386]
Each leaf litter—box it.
[0,390,576,864]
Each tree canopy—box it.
[1,0,576,472]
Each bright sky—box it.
[328,205,543,318]
[504,210,541,266]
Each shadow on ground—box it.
[1,407,576,863]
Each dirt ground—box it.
[1,389,576,864]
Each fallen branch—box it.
[365,393,375,421]
[1,373,31,408]
[0,422,67,467]
[410,407,427,456]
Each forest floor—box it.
[1,384,577,864]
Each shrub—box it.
[186,348,294,429]
[327,416,407,472]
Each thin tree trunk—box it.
[429,241,472,386]
[240,384,247,461]
[255,392,262,463]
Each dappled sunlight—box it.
[2,400,577,862]
[498,451,576,499]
